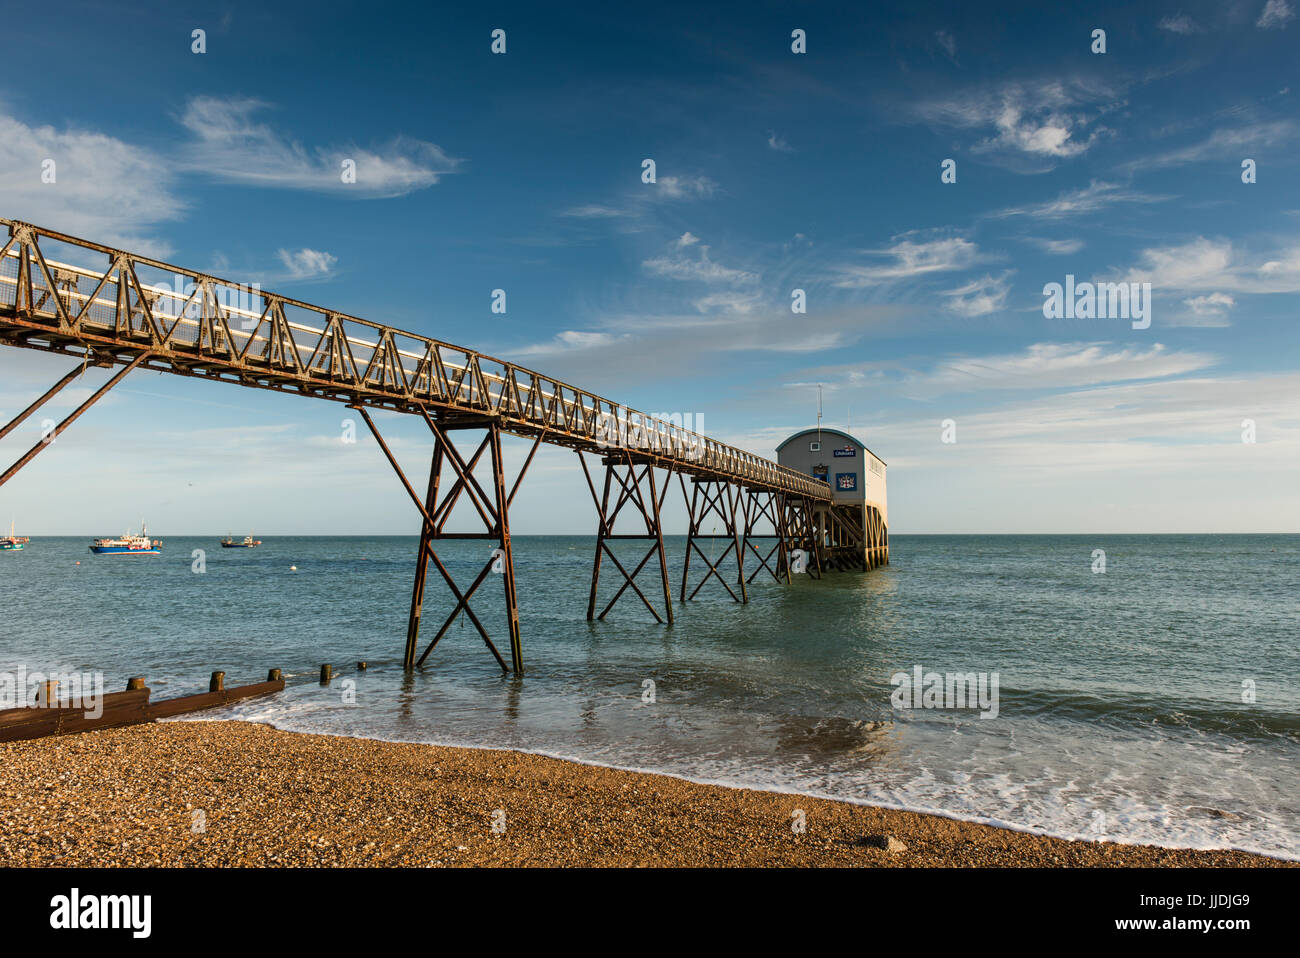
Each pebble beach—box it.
[0,721,1291,868]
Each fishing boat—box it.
[89,521,161,555]
[0,520,27,551]
[220,534,262,548]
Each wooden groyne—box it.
[0,669,284,742]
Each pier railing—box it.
[0,217,830,501]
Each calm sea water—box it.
[3,534,1297,859]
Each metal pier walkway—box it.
[0,217,872,673]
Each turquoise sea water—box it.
[3,534,1297,859]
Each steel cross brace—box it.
[824,504,868,571]
[782,495,824,580]
[0,352,148,489]
[679,476,747,603]
[738,487,791,585]
[578,451,675,625]
[354,406,541,673]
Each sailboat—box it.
[0,520,27,551]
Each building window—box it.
[809,441,821,452]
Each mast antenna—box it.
[817,384,823,443]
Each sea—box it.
[3,533,1297,860]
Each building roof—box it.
[775,427,887,466]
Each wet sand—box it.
[0,721,1290,867]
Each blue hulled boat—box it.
[90,521,161,555]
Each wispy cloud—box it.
[0,93,462,253]
[943,272,1012,317]
[1119,119,1297,174]
[766,130,794,153]
[833,235,981,288]
[177,96,460,197]
[512,303,903,388]
[1176,292,1236,326]
[1120,237,1300,294]
[653,174,718,199]
[1025,237,1085,255]
[0,110,180,254]
[642,232,758,290]
[785,341,1220,401]
[555,171,720,231]
[912,79,1119,166]
[1158,14,1204,34]
[1257,0,1295,29]
[560,204,628,219]
[913,341,1217,394]
[994,180,1170,219]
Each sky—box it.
[1,0,1298,535]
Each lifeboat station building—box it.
[776,428,888,571]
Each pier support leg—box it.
[0,352,147,489]
[0,364,83,443]
[680,477,747,602]
[863,505,889,568]
[781,495,824,579]
[578,451,674,624]
[356,406,537,673]
[825,504,868,572]
[739,487,790,585]
[404,441,442,669]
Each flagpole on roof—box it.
[817,384,822,444]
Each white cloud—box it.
[178,96,460,197]
[1120,120,1297,173]
[766,131,794,152]
[995,180,1169,219]
[1030,237,1085,255]
[642,235,757,289]
[0,96,463,253]
[653,175,718,200]
[1257,0,1295,28]
[1184,292,1235,315]
[1121,237,1300,294]
[901,370,1295,454]
[691,290,764,314]
[277,247,337,280]
[560,204,628,218]
[0,111,181,254]
[935,30,957,58]
[735,361,1300,533]
[914,80,1116,161]
[555,330,618,349]
[552,174,718,240]
[1158,14,1203,34]
[833,235,980,287]
[943,272,1011,317]
[915,342,1217,394]
[512,304,898,387]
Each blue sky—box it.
[1,0,1298,534]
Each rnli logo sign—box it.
[832,445,856,458]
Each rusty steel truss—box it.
[0,217,888,673]
[580,452,676,626]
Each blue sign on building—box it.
[833,445,856,458]
[836,473,857,492]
